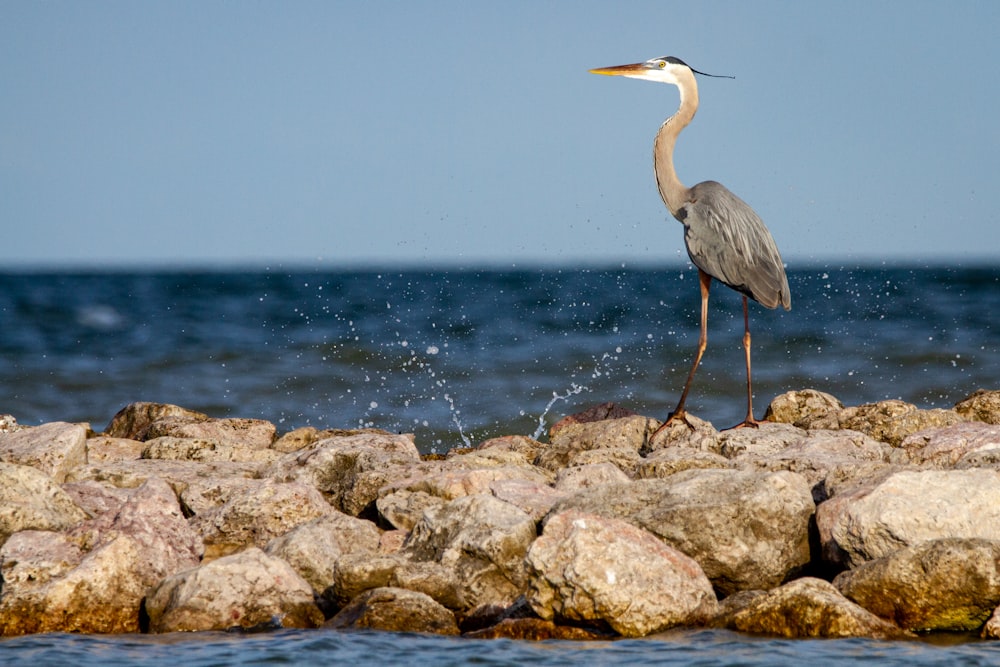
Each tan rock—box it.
[713,577,911,639]
[828,469,1000,567]
[102,402,208,440]
[955,389,1000,425]
[834,538,1000,632]
[189,479,334,560]
[0,422,87,482]
[526,509,716,637]
[326,587,459,635]
[145,547,324,632]
[85,436,145,462]
[0,462,87,546]
[764,389,844,428]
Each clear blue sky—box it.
[3,1,998,269]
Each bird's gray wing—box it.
[679,181,791,310]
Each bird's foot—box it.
[724,416,768,431]
[651,410,696,439]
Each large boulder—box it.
[526,509,716,637]
[764,389,844,429]
[326,587,459,635]
[955,389,1000,425]
[0,462,87,547]
[0,477,202,635]
[826,469,1000,567]
[102,402,208,439]
[403,493,536,611]
[265,511,383,611]
[834,538,1000,632]
[0,422,88,482]
[145,547,324,632]
[815,400,965,446]
[893,421,1000,468]
[712,577,910,639]
[265,432,421,516]
[188,479,334,560]
[536,415,653,472]
[551,469,815,595]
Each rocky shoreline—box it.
[3,388,1000,640]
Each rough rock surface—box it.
[526,509,716,637]
[712,577,911,639]
[0,478,202,635]
[103,402,209,439]
[827,469,1000,567]
[145,547,324,632]
[955,389,1000,425]
[0,422,88,482]
[326,587,459,635]
[552,469,815,595]
[834,538,1000,632]
[266,432,421,515]
[189,480,333,560]
[403,493,536,611]
[0,462,88,546]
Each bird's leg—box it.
[652,269,711,435]
[730,295,763,429]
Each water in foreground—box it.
[2,628,999,667]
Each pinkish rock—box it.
[0,462,87,546]
[0,422,88,482]
[526,509,716,637]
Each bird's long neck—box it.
[653,71,699,218]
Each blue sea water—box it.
[1,265,996,449]
[2,265,1000,664]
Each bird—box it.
[590,56,790,432]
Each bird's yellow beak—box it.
[589,63,648,76]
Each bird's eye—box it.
[658,61,666,68]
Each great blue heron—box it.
[591,56,790,432]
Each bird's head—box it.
[589,56,732,85]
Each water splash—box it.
[443,392,470,447]
[532,383,588,440]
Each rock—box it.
[65,459,262,492]
[475,435,547,462]
[712,577,911,639]
[984,609,1000,639]
[265,511,382,611]
[553,462,631,491]
[827,469,1000,568]
[381,462,552,504]
[145,547,324,632]
[834,538,1000,632]
[549,402,641,437]
[265,432,421,516]
[60,481,130,519]
[85,436,145,462]
[329,553,464,611]
[1,530,84,588]
[894,421,1000,467]
[139,418,276,449]
[823,400,965,446]
[326,587,459,635]
[0,462,87,547]
[464,617,608,640]
[526,510,716,637]
[764,389,844,428]
[0,422,88,482]
[403,494,536,611]
[536,416,654,472]
[375,489,448,531]
[189,479,334,560]
[956,389,1000,425]
[643,413,720,454]
[0,414,24,433]
[103,402,208,439]
[141,436,282,464]
[0,478,202,635]
[178,476,270,516]
[737,429,892,502]
[551,469,815,596]
[489,478,567,522]
[716,422,807,460]
[635,448,730,479]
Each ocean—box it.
[1,264,999,663]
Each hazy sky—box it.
[3,2,998,269]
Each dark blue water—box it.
[2,265,1000,662]
[1,628,999,667]
[1,266,997,450]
